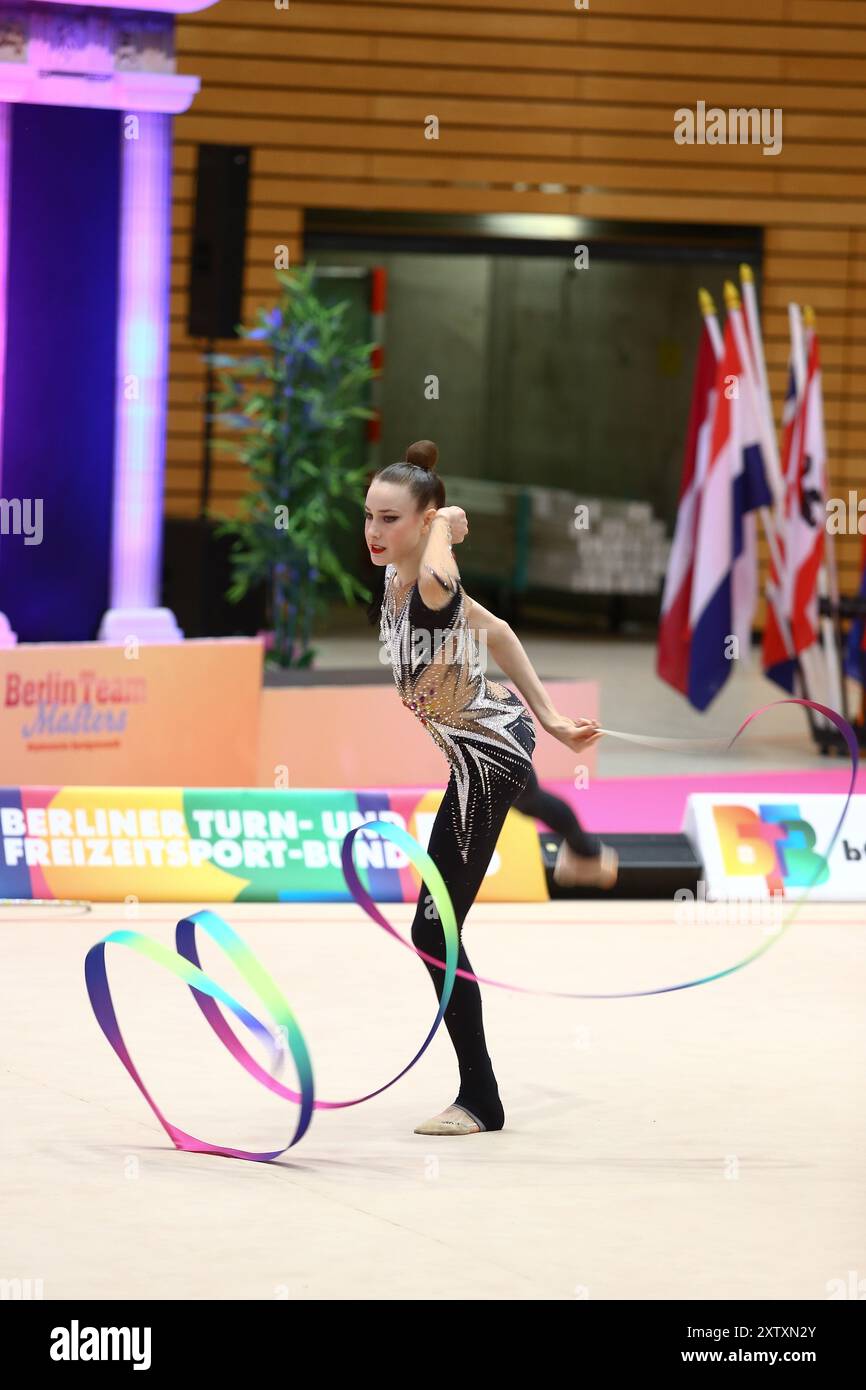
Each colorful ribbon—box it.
[84,697,858,1161]
[85,822,462,1161]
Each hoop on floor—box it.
[0,898,92,919]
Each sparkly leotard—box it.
[376,558,599,1133]
[380,561,535,863]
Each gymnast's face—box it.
[364,481,434,568]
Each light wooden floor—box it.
[2,899,863,1300]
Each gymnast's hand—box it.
[435,506,469,543]
[542,714,603,752]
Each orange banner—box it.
[257,680,598,788]
[0,640,263,786]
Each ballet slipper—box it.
[554,840,619,890]
[413,1104,486,1135]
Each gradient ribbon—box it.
[85,697,858,1161]
[85,824,462,1162]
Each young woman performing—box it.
[366,440,617,1136]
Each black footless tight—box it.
[513,765,602,858]
[409,757,529,1131]
[409,748,600,1131]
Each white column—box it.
[0,101,17,646]
[99,109,182,642]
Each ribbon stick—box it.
[84,697,858,1161]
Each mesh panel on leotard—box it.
[380,562,535,863]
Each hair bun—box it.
[404,439,438,472]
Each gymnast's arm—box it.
[478,609,559,730]
[416,510,462,611]
[472,600,600,746]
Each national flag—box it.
[844,533,866,688]
[761,362,801,691]
[657,319,718,695]
[687,311,773,711]
[761,328,827,692]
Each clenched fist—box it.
[434,506,469,544]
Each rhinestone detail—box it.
[380,564,535,863]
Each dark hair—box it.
[365,440,446,625]
[374,439,446,512]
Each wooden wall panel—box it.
[169,0,866,626]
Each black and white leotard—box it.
[379,561,535,863]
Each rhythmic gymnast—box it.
[366,439,618,1137]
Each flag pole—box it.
[736,270,824,721]
[804,305,848,727]
[783,302,827,723]
[740,263,785,509]
[711,284,754,669]
[723,281,796,658]
[805,304,840,617]
[722,282,820,729]
[658,292,720,701]
[699,287,723,361]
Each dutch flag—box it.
[687,315,773,710]
[656,319,718,696]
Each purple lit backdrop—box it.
[0,103,119,641]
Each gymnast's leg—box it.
[512,765,618,887]
[512,764,602,857]
[409,765,529,1134]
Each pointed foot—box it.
[554,841,619,890]
[413,1104,486,1135]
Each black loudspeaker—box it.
[187,144,251,339]
[162,519,266,638]
[540,832,703,900]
